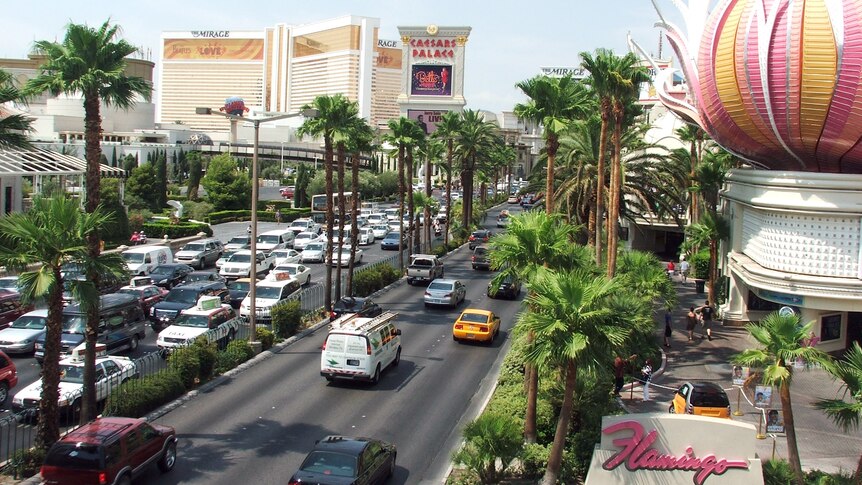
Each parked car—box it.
[183,271,226,284]
[471,246,491,270]
[0,350,17,405]
[148,264,195,289]
[40,417,177,484]
[149,281,229,331]
[227,278,255,309]
[331,297,382,320]
[174,237,224,269]
[239,275,302,323]
[292,231,320,251]
[424,279,466,308]
[468,229,492,250]
[330,245,363,267]
[0,309,47,354]
[380,232,403,250]
[157,297,240,354]
[507,194,520,204]
[407,254,444,285]
[216,250,237,270]
[289,436,396,485]
[219,250,276,279]
[121,245,173,276]
[280,186,295,199]
[0,293,30,330]
[271,248,302,265]
[371,224,390,239]
[301,241,328,263]
[257,229,296,253]
[487,276,521,300]
[288,218,321,236]
[453,309,501,344]
[117,281,169,314]
[669,381,731,419]
[358,227,375,245]
[224,235,251,251]
[0,276,20,293]
[270,263,312,286]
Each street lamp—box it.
[195,106,319,352]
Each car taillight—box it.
[366,341,372,355]
[288,480,301,485]
[469,235,475,241]
[479,325,488,333]
[472,256,476,261]
[455,324,464,330]
[321,340,327,351]
[99,472,108,485]
[330,311,336,319]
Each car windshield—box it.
[173,314,210,328]
[122,253,144,264]
[385,233,400,240]
[150,266,175,277]
[271,251,289,258]
[459,312,489,324]
[44,442,102,470]
[296,233,312,240]
[428,282,453,291]
[59,364,85,383]
[471,231,487,238]
[228,236,250,245]
[228,281,250,292]
[258,235,280,244]
[116,288,142,298]
[305,244,324,251]
[691,388,730,407]
[166,288,201,304]
[256,286,284,299]
[183,243,205,252]
[0,279,18,289]
[61,315,86,334]
[373,225,388,231]
[10,315,46,330]
[228,253,252,263]
[300,451,357,478]
[185,274,211,282]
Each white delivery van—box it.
[122,246,173,276]
[256,229,295,253]
[320,311,401,385]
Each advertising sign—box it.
[411,65,452,97]
[407,109,448,135]
[163,38,264,61]
[754,385,773,408]
[731,365,749,386]
[766,409,785,433]
[376,39,402,70]
[540,66,588,79]
[221,96,249,117]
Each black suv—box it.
[330,297,382,320]
[149,281,229,331]
[471,246,491,270]
[488,276,521,300]
[148,264,195,289]
[289,436,396,485]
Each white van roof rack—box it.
[330,311,398,333]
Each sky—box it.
[2,0,683,114]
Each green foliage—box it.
[142,220,212,239]
[182,201,215,222]
[271,300,303,338]
[121,154,137,175]
[294,163,313,208]
[256,327,275,350]
[126,163,161,210]
[202,154,251,211]
[377,170,399,197]
[352,269,383,297]
[518,443,550,479]
[433,244,448,257]
[99,178,130,244]
[690,249,710,280]
[187,151,203,201]
[451,413,523,484]
[104,371,185,418]
[377,264,402,285]
[215,339,255,373]
[191,338,218,382]
[206,208,310,225]
[168,345,201,389]
[7,447,46,479]
[155,152,168,209]
[127,210,152,233]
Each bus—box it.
[310,191,359,224]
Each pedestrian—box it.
[679,258,690,283]
[686,306,698,342]
[129,231,139,245]
[666,260,676,278]
[246,224,252,236]
[699,300,715,341]
[613,354,637,396]
[664,308,673,348]
[640,359,653,402]
[275,209,282,225]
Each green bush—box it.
[182,201,215,222]
[353,269,383,297]
[206,208,310,225]
[690,249,710,280]
[168,195,188,202]
[143,220,213,239]
[7,447,46,479]
[271,300,303,338]
[192,338,218,382]
[104,371,185,418]
[214,339,256,374]
[761,460,857,485]
[518,443,550,479]
[451,413,523,484]
[168,346,201,389]
[256,327,275,350]
[433,244,448,257]
[377,264,402,286]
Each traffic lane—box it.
[143,244,521,484]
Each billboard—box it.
[163,38,265,61]
[407,109,448,135]
[376,39,402,70]
[411,65,452,96]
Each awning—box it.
[0,147,126,178]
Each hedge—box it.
[214,339,254,374]
[271,300,303,338]
[104,370,186,418]
[206,208,310,225]
[143,220,213,239]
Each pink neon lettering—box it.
[601,420,749,485]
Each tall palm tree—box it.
[520,268,643,484]
[732,313,833,485]
[814,342,862,481]
[27,20,152,422]
[383,118,424,269]
[0,197,119,450]
[346,121,373,296]
[404,124,426,258]
[0,68,33,148]
[676,124,708,224]
[683,211,730,304]
[454,110,498,236]
[515,75,592,216]
[556,116,603,236]
[298,94,359,311]
[418,139,444,251]
[433,111,462,245]
[693,149,732,219]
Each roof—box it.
[0,146,126,178]
[62,417,140,444]
[313,436,370,454]
[123,245,170,254]
[64,293,138,313]
[461,308,493,316]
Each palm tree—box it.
[520,268,643,484]
[454,110,498,236]
[556,116,603,236]
[693,149,732,219]
[27,20,152,422]
[418,139,444,251]
[298,95,359,311]
[814,342,862,481]
[0,197,120,450]
[732,313,833,485]
[683,211,730,304]
[676,124,708,223]
[0,68,33,148]
[404,124,426,258]
[515,75,592,216]
[433,111,462,245]
[346,121,374,296]
[383,118,424,269]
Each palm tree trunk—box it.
[545,133,558,214]
[524,361,538,443]
[324,139,335,312]
[780,381,805,485]
[397,146,405,272]
[406,150,415,259]
[595,103,610,264]
[542,359,578,485]
[588,203,596,247]
[347,152,360,296]
[708,240,718,306]
[335,144,346,301]
[606,112,623,277]
[425,156,433,252]
[689,138,699,224]
[82,91,102,424]
[37,271,64,450]
[445,140,453,245]
[854,451,862,484]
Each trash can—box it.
[695,279,706,294]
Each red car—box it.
[117,283,169,314]
[0,350,17,405]
[41,417,177,485]
[0,293,31,330]
[280,186,295,199]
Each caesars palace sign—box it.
[585,415,763,485]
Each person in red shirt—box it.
[613,354,637,396]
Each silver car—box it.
[0,309,47,354]
[423,279,466,308]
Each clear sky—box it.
[2,0,680,113]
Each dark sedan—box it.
[226,278,255,309]
[183,271,226,284]
[468,229,492,250]
[379,232,403,250]
[289,436,395,485]
[488,276,521,300]
[330,297,382,320]
[148,264,195,289]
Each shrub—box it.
[271,300,303,338]
[7,447,46,479]
[353,269,383,297]
[104,371,185,418]
[433,244,448,257]
[518,443,550,479]
[451,413,523,484]
[168,346,201,389]
[256,327,275,350]
[192,338,218,382]
[206,208,310,225]
[182,201,215,222]
[763,460,795,485]
[143,220,213,239]
[690,249,710,280]
[377,264,402,286]
[214,339,256,374]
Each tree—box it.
[519,268,643,484]
[418,139,444,251]
[454,110,498,235]
[346,121,374,296]
[0,197,123,450]
[125,163,160,210]
[201,154,252,211]
[383,117,424,270]
[0,69,33,148]
[186,151,203,201]
[732,313,833,485]
[676,124,708,224]
[298,94,359,311]
[432,111,462,245]
[99,178,130,244]
[27,19,152,422]
[155,151,168,209]
[294,163,313,208]
[121,154,137,176]
[683,211,730,304]
[814,342,862,481]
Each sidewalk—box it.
[620,273,861,476]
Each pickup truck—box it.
[407,254,444,285]
[219,249,276,280]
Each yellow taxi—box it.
[669,381,732,419]
[453,309,500,343]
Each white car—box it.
[357,227,375,245]
[0,309,47,354]
[293,231,320,250]
[354,215,368,228]
[269,263,312,286]
[288,218,320,235]
[216,250,238,270]
[239,276,302,322]
[330,245,364,267]
[12,344,137,413]
[270,249,301,265]
[219,250,276,279]
[367,213,388,225]
[450,192,462,201]
[156,298,240,353]
[224,235,251,252]
[371,224,390,239]
[301,241,328,263]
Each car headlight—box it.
[34,343,43,350]
[150,308,155,316]
[12,397,22,406]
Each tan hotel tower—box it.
[157,15,402,133]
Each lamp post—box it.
[195,106,318,352]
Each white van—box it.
[320,311,401,385]
[122,246,173,276]
[256,229,295,254]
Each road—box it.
[130,203,519,484]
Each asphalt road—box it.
[131,203,521,485]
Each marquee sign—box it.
[585,415,763,485]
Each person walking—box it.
[698,300,715,341]
[275,209,282,225]
[640,359,653,401]
[686,306,698,342]
[679,258,690,283]
[613,354,637,396]
[246,224,252,236]
[664,308,673,348]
